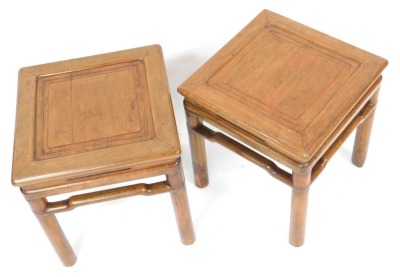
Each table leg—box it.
[185,109,209,188]
[352,91,379,167]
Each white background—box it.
[1,1,399,276]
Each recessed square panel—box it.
[208,30,356,126]
[35,61,154,159]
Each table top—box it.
[179,9,387,164]
[12,45,180,187]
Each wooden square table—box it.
[178,10,387,246]
[12,45,195,266]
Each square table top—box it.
[12,45,180,187]
[179,10,387,164]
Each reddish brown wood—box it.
[12,45,195,266]
[178,9,387,246]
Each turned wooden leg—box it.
[289,171,311,247]
[185,108,209,188]
[167,162,196,245]
[27,198,77,266]
[352,92,379,167]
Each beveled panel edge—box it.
[264,9,388,66]
[143,45,182,153]
[19,45,163,78]
[12,136,181,187]
[12,70,37,186]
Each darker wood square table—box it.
[12,45,195,266]
[178,10,387,246]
